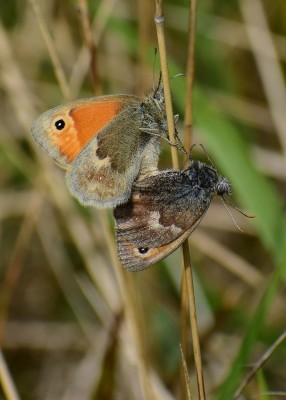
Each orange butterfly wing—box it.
[31,95,140,168]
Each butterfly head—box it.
[216,176,232,197]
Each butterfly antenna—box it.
[223,196,255,219]
[180,142,197,170]
[152,48,158,92]
[153,71,162,99]
[199,144,216,169]
[220,197,244,232]
[174,129,191,159]
[220,196,255,233]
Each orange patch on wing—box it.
[53,124,81,162]
[70,100,126,148]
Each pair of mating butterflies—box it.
[31,84,231,271]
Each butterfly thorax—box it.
[140,84,167,137]
[184,161,231,198]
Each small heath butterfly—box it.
[31,85,167,207]
[114,160,231,271]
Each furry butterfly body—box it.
[31,87,167,207]
[114,161,231,271]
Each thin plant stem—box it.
[183,1,206,400]
[78,0,102,95]
[234,330,286,399]
[0,351,20,400]
[184,0,197,152]
[180,344,193,400]
[154,1,205,399]
[29,0,71,100]
[69,0,118,96]
[180,0,198,392]
[137,0,153,94]
[182,244,205,400]
[36,210,106,345]
[154,0,179,169]
[96,212,154,400]
[0,192,43,346]
[180,267,189,400]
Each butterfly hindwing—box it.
[114,168,213,270]
[66,107,156,207]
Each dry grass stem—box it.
[180,1,198,386]
[240,0,286,156]
[182,244,206,400]
[184,0,197,152]
[180,267,189,398]
[36,212,107,344]
[180,344,193,399]
[234,330,286,399]
[69,0,118,95]
[154,1,206,399]
[137,0,153,93]
[0,351,20,400]
[29,0,71,100]
[0,192,44,345]
[78,0,102,95]
[94,211,155,400]
[154,0,179,169]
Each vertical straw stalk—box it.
[154,0,206,399]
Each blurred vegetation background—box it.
[1,0,286,399]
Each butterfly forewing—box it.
[31,95,139,168]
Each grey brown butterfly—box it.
[114,160,231,271]
[31,84,167,208]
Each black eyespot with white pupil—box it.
[55,119,65,130]
[138,247,149,254]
